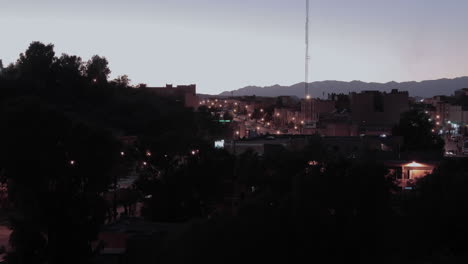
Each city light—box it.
[301,121,305,124]
[70,160,75,165]
[236,131,240,135]
[276,113,280,117]
[146,151,152,157]
[436,115,440,119]
[120,152,125,156]
[407,161,424,167]
[260,109,264,112]
[143,162,147,166]
[276,131,280,135]
[306,95,311,100]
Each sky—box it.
[1,0,468,94]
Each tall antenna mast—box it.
[305,0,311,99]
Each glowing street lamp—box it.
[120,151,125,156]
[70,160,75,165]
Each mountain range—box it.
[219,77,468,98]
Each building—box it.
[224,135,403,159]
[147,84,199,108]
[350,89,409,135]
[273,108,300,128]
[301,98,335,123]
[385,161,437,189]
[455,88,468,98]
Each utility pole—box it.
[305,0,311,99]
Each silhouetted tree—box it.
[52,54,83,82]
[393,109,444,154]
[85,55,110,83]
[17,42,55,82]
[0,98,119,264]
[111,75,131,88]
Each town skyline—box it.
[2,0,468,94]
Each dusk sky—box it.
[1,0,468,94]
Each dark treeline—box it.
[158,151,468,264]
[1,42,467,264]
[0,42,227,264]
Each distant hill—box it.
[219,77,468,98]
